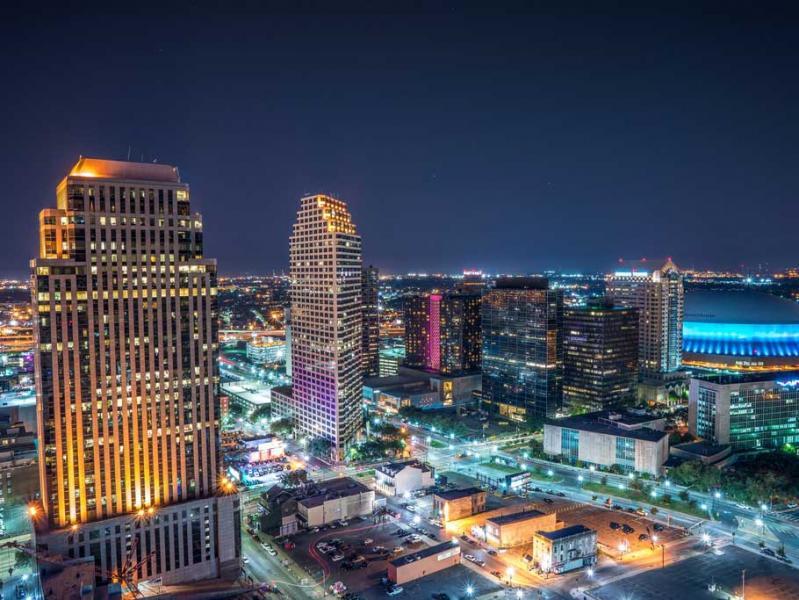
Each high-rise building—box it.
[403,293,481,374]
[481,277,563,421]
[606,259,684,376]
[361,266,380,377]
[286,194,362,460]
[563,299,639,412]
[32,158,240,587]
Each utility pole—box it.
[741,569,746,600]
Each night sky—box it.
[1,3,798,277]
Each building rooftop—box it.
[434,487,485,501]
[536,524,594,541]
[376,460,431,477]
[487,509,547,526]
[685,289,799,325]
[68,157,181,183]
[691,370,799,385]
[494,277,548,290]
[389,541,459,567]
[297,477,370,508]
[672,441,731,457]
[547,411,667,443]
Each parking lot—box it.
[286,514,454,597]
[558,502,684,557]
[592,545,799,600]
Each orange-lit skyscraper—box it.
[31,158,240,586]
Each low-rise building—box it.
[543,410,669,476]
[433,488,487,522]
[246,336,286,364]
[297,477,374,527]
[485,509,557,548]
[473,461,531,491]
[532,525,597,575]
[388,541,461,585]
[375,460,434,497]
[363,367,481,413]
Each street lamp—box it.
[506,566,515,585]
[547,469,554,477]
[587,567,594,577]
[516,591,523,599]
[578,475,584,484]
[466,585,474,597]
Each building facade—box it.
[388,541,461,585]
[245,336,286,364]
[481,278,563,421]
[361,266,380,377]
[563,299,639,412]
[484,509,557,548]
[374,460,435,496]
[403,293,481,375]
[543,411,669,475]
[433,488,487,522]
[689,372,799,452]
[32,158,240,586]
[288,195,363,460]
[532,525,597,575]
[606,259,684,376]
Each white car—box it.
[387,586,404,596]
[267,548,277,556]
[464,554,476,561]
[363,538,374,544]
[331,553,345,562]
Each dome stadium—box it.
[683,289,799,371]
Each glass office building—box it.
[689,371,799,452]
[563,299,639,412]
[481,277,563,420]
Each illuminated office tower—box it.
[362,266,380,377]
[288,194,363,460]
[403,293,481,374]
[606,259,684,376]
[563,299,639,412]
[481,278,563,420]
[32,158,240,587]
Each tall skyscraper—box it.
[563,298,639,412]
[403,292,481,374]
[361,265,380,377]
[32,158,239,586]
[481,278,563,421]
[606,259,684,376]
[287,194,363,460]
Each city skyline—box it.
[2,4,799,276]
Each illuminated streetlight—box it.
[466,585,474,597]
[702,533,710,544]
[650,490,657,498]
[761,503,769,512]
[628,472,635,480]
[516,591,523,599]
[547,469,554,477]
[578,475,584,483]
[714,491,721,499]
[701,503,708,511]
[587,567,594,577]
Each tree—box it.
[270,417,295,437]
[679,490,690,503]
[600,475,608,486]
[249,404,271,425]
[662,493,672,505]
[14,551,31,571]
[778,545,786,558]
[308,437,332,458]
[650,507,659,516]
[278,469,308,488]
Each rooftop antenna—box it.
[126,145,132,161]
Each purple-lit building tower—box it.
[280,194,363,460]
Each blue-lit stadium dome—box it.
[683,289,799,370]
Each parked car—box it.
[653,523,664,532]
[332,553,345,562]
[609,522,621,530]
[762,548,776,557]
[638,533,649,541]
[387,586,404,596]
[622,525,635,534]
